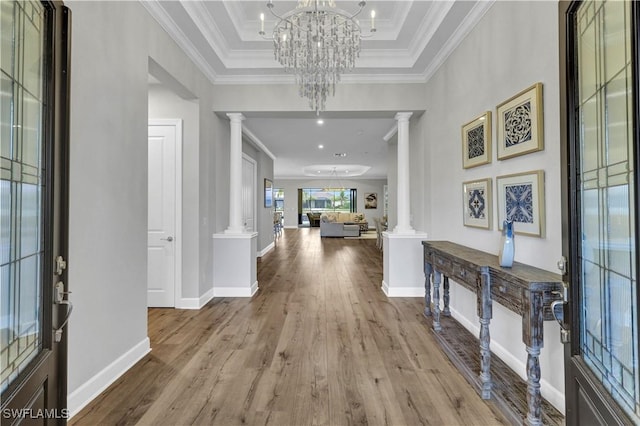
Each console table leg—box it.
[443,276,451,316]
[526,346,542,426]
[478,267,492,399]
[432,270,442,332]
[479,318,492,399]
[424,263,432,317]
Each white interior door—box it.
[147,121,180,307]
[242,154,257,232]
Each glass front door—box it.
[0,1,69,421]
[562,0,640,423]
[1,0,47,394]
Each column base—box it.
[224,226,246,234]
[212,232,258,297]
[392,226,416,235]
[382,231,428,298]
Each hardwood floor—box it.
[70,228,509,425]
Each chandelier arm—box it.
[273,6,361,35]
[266,1,285,21]
[348,1,367,20]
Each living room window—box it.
[274,188,284,212]
[300,188,357,213]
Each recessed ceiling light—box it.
[318,144,324,149]
[317,119,324,125]
[317,170,321,174]
[345,170,349,174]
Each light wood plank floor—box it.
[71,228,508,425]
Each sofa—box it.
[320,212,366,237]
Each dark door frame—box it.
[0,1,70,423]
[559,1,640,424]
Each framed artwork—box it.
[496,83,544,160]
[364,193,378,209]
[264,178,273,208]
[496,170,545,237]
[462,111,491,168]
[462,178,492,229]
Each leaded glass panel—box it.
[577,0,639,420]
[0,0,45,394]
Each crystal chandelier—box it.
[260,1,376,114]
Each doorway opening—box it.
[146,60,199,311]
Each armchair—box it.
[307,212,321,227]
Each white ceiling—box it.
[145,0,494,179]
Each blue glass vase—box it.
[499,220,515,268]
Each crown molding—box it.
[217,47,417,70]
[181,1,232,64]
[192,0,421,70]
[274,173,388,180]
[302,164,371,177]
[242,126,277,161]
[221,1,452,69]
[407,1,454,61]
[141,0,217,84]
[226,1,412,43]
[422,0,495,82]
[383,124,398,142]
[143,0,493,88]
[212,72,427,85]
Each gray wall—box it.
[67,0,226,411]
[273,178,387,228]
[413,1,564,411]
[386,137,398,231]
[409,113,428,232]
[68,1,149,398]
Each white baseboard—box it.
[381,280,424,297]
[68,337,151,418]
[450,306,480,335]
[258,242,275,257]
[381,280,390,296]
[176,288,214,309]
[449,307,565,413]
[213,281,259,298]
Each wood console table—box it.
[422,241,563,426]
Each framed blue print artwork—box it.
[462,178,492,229]
[462,111,492,169]
[264,178,273,208]
[496,83,544,160]
[496,170,545,237]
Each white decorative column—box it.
[212,113,258,298]
[382,112,428,298]
[394,112,415,234]
[226,113,245,234]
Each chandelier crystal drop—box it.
[260,0,376,114]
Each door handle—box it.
[54,281,73,343]
[551,282,570,344]
[161,236,173,242]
